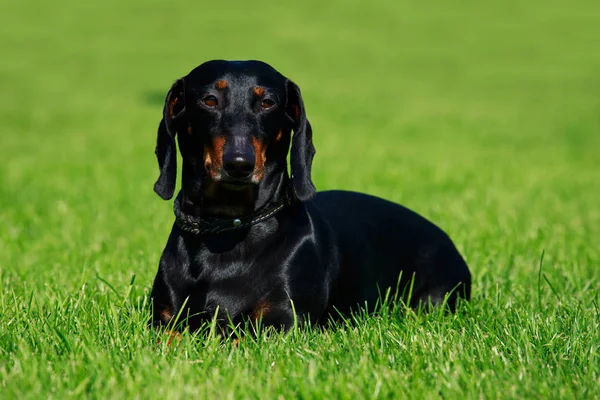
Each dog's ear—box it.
[154,79,185,200]
[286,79,316,201]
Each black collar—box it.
[173,189,292,236]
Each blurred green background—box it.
[0,1,600,285]
[1,0,599,397]
[2,0,598,289]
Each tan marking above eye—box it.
[215,80,228,90]
[253,86,265,96]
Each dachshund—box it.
[149,60,471,332]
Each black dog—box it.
[150,60,471,332]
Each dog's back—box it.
[309,190,471,315]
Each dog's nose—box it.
[223,152,255,179]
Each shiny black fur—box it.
[150,60,471,332]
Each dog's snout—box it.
[223,140,255,179]
[223,154,255,178]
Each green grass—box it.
[1,0,600,398]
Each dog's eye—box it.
[261,98,276,109]
[202,95,218,108]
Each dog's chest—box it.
[190,252,285,320]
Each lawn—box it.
[1,0,599,398]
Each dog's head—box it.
[153,60,315,205]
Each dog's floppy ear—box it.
[154,79,185,200]
[286,79,316,201]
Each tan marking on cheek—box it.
[251,300,271,321]
[213,136,226,169]
[253,86,265,97]
[187,125,192,135]
[204,136,226,179]
[203,145,212,172]
[251,137,267,182]
[215,79,228,90]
